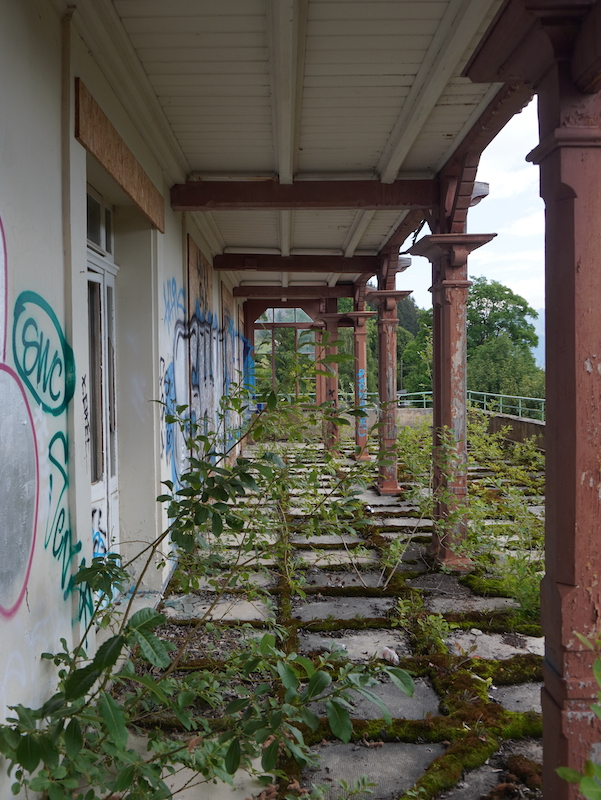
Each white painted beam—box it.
[267,0,308,184]
[377,0,501,184]
[279,210,293,256]
[342,210,376,258]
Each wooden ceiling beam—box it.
[171,179,436,212]
[234,285,354,298]
[214,253,378,273]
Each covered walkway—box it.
[1,1,601,797]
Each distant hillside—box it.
[532,308,545,368]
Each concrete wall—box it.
[397,407,433,427]
[486,412,545,450]
[0,1,245,780]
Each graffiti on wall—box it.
[0,217,90,623]
[187,236,217,431]
[357,367,368,438]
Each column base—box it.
[436,551,473,574]
[353,449,371,462]
[375,479,402,496]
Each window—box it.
[87,186,114,256]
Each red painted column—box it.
[529,68,601,799]
[319,312,342,452]
[409,235,494,568]
[366,290,411,494]
[347,311,376,460]
[313,327,326,407]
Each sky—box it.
[398,99,545,314]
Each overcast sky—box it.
[399,99,545,312]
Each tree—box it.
[467,333,545,397]
[467,277,538,355]
[397,296,420,336]
[401,308,432,393]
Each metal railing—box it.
[399,390,546,422]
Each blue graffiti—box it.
[163,278,185,334]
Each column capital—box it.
[409,233,496,267]
[365,289,411,313]
[345,311,376,329]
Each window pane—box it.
[87,194,102,247]
[105,208,113,254]
[88,281,104,482]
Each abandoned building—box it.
[1,0,601,796]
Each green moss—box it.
[444,610,542,637]
[460,574,512,598]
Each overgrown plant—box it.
[557,633,601,798]
[0,343,413,799]
[395,410,544,621]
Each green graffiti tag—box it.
[46,432,81,597]
[12,291,75,416]
[45,431,93,624]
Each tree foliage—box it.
[467,277,538,355]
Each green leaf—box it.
[224,698,249,715]
[177,690,196,708]
[594,659,601,689]
[325,699,352,743]
[64,665,101,701]
[267,391,277,411]
[127,607,165,633]
[557,767,585,783]
[385,667,414,697]
[299,707,320,732]
[64,718,83,760]
[292,655,315,678]
[40,693,66,718]
[286,739,310,766]
[130,629,171,668]
[114,764,136,791]
[303,670,331,701]
[15,734,41,773]
[124,673,169,704]
[580,776,601,800]
[98,692,128,750]
[225,738,241,774]
[92,635,126,671]
[277,662,299,692]
[261,738,279,772]
[259,634,276,655]
[38,735,59,769]
[353,687,391,725]
[212,512,224,537]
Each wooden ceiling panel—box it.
[211,210,280,250]
[292,210,358,250]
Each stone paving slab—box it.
[294,549,379,567]
[492,682,543,714]
[163,593,274,622]
[291,532,365,545]
[425,595,519,614]
[303,569,385,589]
[438,739,542,800]
[186,571,277,590]
[446,630,544,660]
[302,742,446,799]
[368,517,433,528]
[298,629,410,662]
[293,596,393,622]
[310,677,439,721]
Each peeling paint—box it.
[585,358,593,373]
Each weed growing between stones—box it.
[0,364,415,800]
[395,411,544,623]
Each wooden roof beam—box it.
[213,253,378,273]
[233,285,354,298]
[171,179,436,211]
[377,0,501,184]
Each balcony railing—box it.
[398,390,546,422]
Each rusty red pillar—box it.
[366,290,411,494]
[529,67,601,799]
[313,326,326,406]
[347,311,376,460]
[409,235,494,568]
[319,312,342,451]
